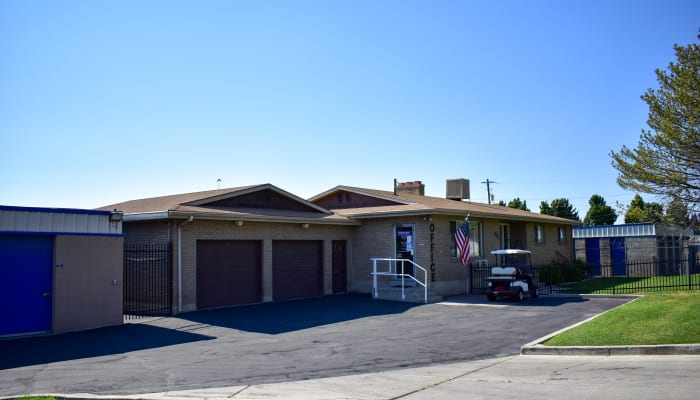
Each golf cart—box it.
[485,249,539,302]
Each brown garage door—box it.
[273,240,323,301]
[197,240,262,309]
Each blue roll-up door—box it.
[0,235,53,336]
[610,237,626,276]
[585,238,601,276]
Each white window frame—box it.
[535,225,545,244]
[499,224,511,249]
[450,220,482,259]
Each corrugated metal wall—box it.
[0,207,121,235]
[573,223,656,239]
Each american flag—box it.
[455,219,471,265]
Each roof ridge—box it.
[102,185,262,208]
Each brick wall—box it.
[350,215,575,297]
[525,222,573,264]
[123,220,172,244]
[125,215,575,308]
[156,219,350,312]
[350,215,470,297]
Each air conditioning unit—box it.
[446,179,470,201]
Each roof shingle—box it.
[311,185,580,225]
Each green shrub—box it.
[537,263,586,285]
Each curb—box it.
[522,343,700,356]
[521,294,700,356]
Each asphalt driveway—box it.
[0,294,631,396]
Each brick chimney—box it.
[395,180,425,196]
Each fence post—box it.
[611,265,616,295]
[372,259,378,299]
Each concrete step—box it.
[387,278,419,288]
[374,286,443,303]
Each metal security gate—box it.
[470,264,489,294]
[124,242,172,319]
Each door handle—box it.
[42,292,52,297]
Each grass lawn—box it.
[13,398,58,400]
[557,274,700,294]
[544,291,700,346]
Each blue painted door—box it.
[610,237,626,276]
[0,235,53,336]
[585,238,601,276]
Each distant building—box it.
[573,223,693,276]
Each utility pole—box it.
[482,178,496,204]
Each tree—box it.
[540,198,580,221]
[624,194,665,223]
[583,194,618,226]
[539,201,553,216]
[502,197,529,211]
[610,34,700,213]
[666,197,691,226]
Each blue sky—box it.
[1,0,698,222]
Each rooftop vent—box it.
[446,179,470,201]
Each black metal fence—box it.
[124,242,173,319]
[471,256,700,295]
[470,265,490,295]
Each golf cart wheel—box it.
[530,287,539,299]
[515,289,524,302]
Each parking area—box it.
[0,294,632,396]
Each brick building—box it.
[311,181,579,298]
[104,184,355,313]
[104,181,579,312]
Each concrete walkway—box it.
[32,355,700,400]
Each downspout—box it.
[177,216,194,313]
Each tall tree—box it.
[624,194,665,223]
[666,197,691,226]
[540,198,579,221]
[583,194,618,226]
[505,197,529,211]
[610,34,700,213]
[539,201,553,216]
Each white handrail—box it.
[370,257,428,303]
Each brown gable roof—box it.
[310,186,580,225]
[99,184,356,225]
[99,186,257,214]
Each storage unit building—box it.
[573,223,693,275]
[0,206,124,337]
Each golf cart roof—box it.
[490,249,532,255]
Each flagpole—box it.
[462,214,470,296]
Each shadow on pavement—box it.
[0,323,213,370]
[179,294,419,334]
